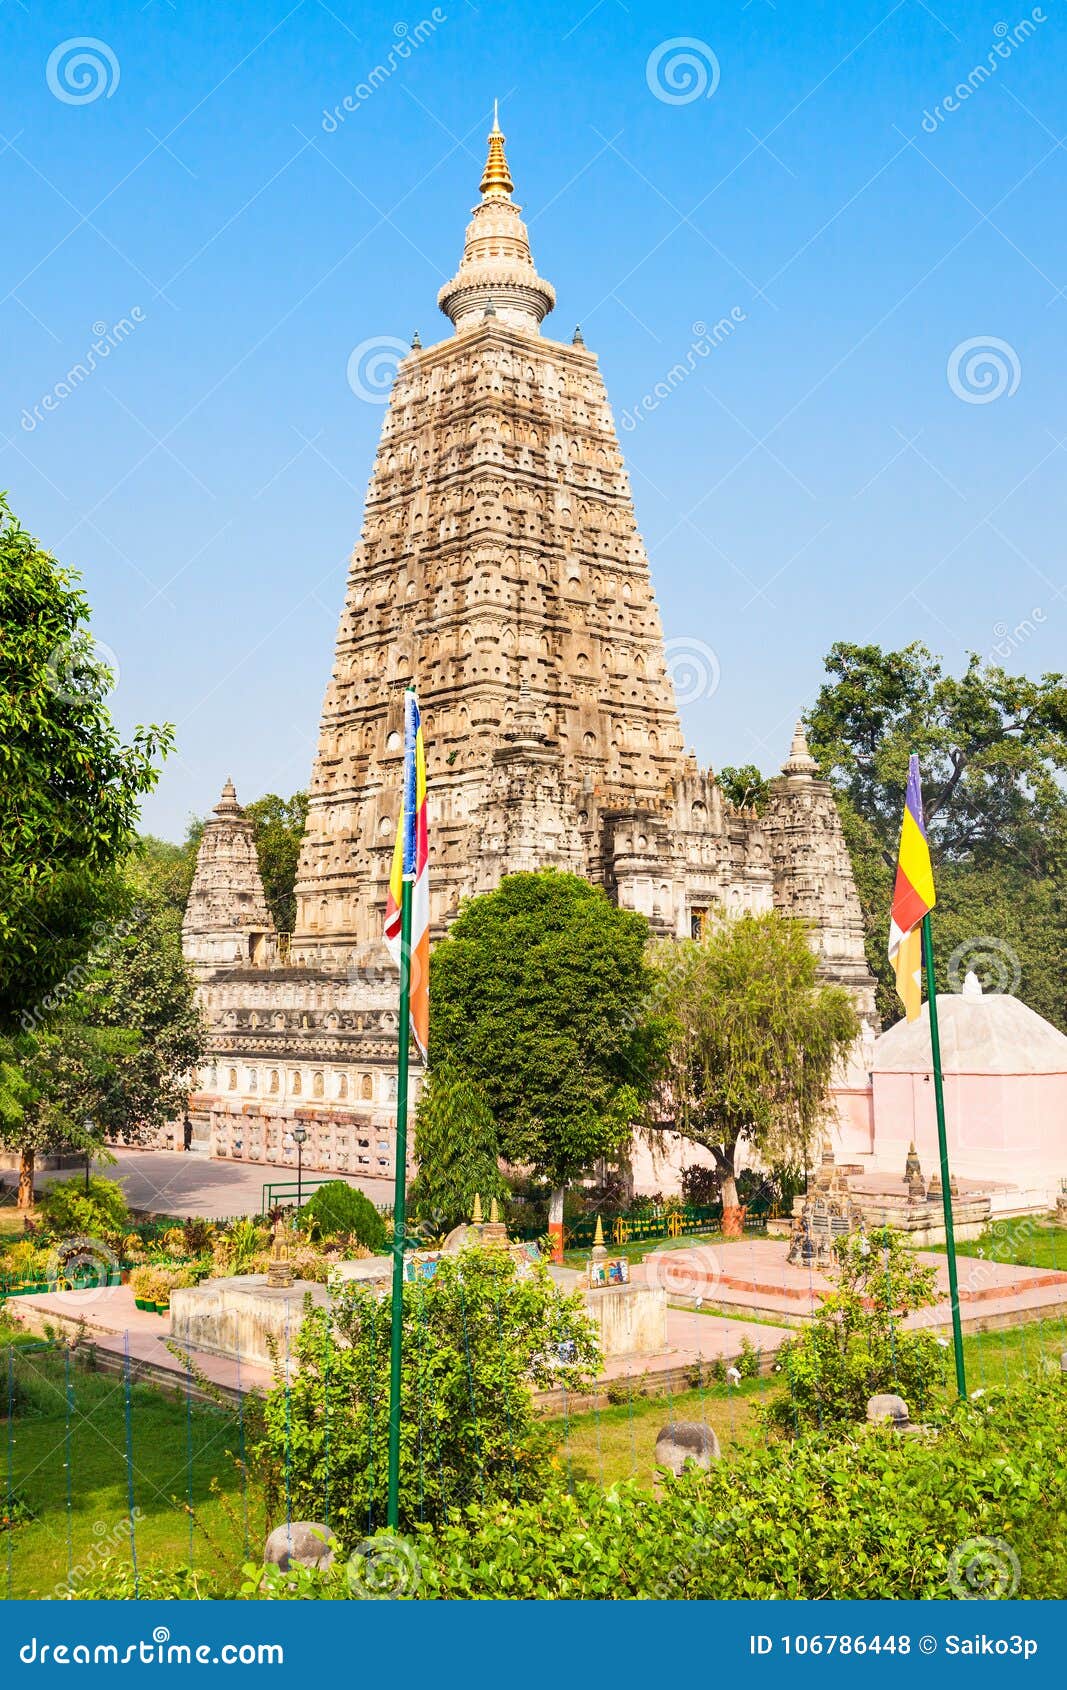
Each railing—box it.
[513,1201,779,1250]
[260,1176,393,1217]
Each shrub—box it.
[254,1244,599,1537]
[212,1218,268,1276]
[36,1175,129,1243]
[296,1182,386,1253]
[70,1378,1067,1601]
[767,1227,949,1432]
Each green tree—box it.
[652,912,858,1212]
[409,1062,509,1234]
[255,1245,599,1536]
[806,641,1067,1027]
[0,493,171,1029]
[78,875,205,1144]
[717,763,770,812]
[429,871,665,1251]
[296,1181,387,1252]
[807,640,1067,863]
[242,792,308,932]
[768,1227,949,1432]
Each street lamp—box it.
[291,1125,308,1210]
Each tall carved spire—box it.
[438,109,555,333]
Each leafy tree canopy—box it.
[241,792,308,933]
[807,640,1067,867]
[429,871,666,1192]
[806,641,1067,1026]
[652,912,857,1207]
[0,494,171,1029]
[717,763,771,812]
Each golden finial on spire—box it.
[472,1192,483,1224]
[480,100,513,198]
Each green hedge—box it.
[68,1376,1067,1600]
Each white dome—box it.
[873,990,1067,1076]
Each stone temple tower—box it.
[182,781,277,980]
[180,115,877,1181]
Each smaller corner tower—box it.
[182,781,278,980]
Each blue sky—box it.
[3,0,1065,841]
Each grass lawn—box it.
[3,1311,1064,1594]
[561,1230,757,1269]
[963,1315,1067,1391]
[2,1342,258,1598]
[933,1221,1067,1274]
[553,1375,770,1489]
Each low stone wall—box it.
[582,1283,667,1359]
[170,1275,330,1372]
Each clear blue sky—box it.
[3,0,1065,841]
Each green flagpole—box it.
[920,912,967,1400]
[386,872,414,1531]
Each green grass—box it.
[553,1375,768,1488]
[3,1311,1064,1595]
[931,1221,1067,1274]
[1,1343,258,1598]
[561,1230,759,1269]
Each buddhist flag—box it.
[888,754,936,1021]
[384,689,429,1058]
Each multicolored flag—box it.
[384,689,429,1057]
[888,753,936,1021]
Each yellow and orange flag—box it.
[887,754,936,1021]
[384,690,429,1057]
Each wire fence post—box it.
[123,1333,139,1597]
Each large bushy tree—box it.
[807,641,1067,1027]
[429,871,666,1251]
[0,493,171,1029]
[255,1246,598,1536]
[652,912,857,1212]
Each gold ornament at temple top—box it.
[480,100,513,198]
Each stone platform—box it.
[631,1238,1067,1329]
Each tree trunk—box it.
[548,1185,565,1265]
[17,1147,35,1211]
[719,1150,745,1237]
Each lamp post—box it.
[291,1124,308,1210]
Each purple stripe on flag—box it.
[905,752,927,838]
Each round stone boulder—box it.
[654,1420,721,1475]
[264,1520,337,1571]
[866,1393,910,1428]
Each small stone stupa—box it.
[787,1137,866,1269]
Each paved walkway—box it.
[11,1281,792,1398]
[21,1147,388,1219]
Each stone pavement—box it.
[630,1237,1067,1330]
[11,1281,791,1401]
[23,1147,387,1219]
